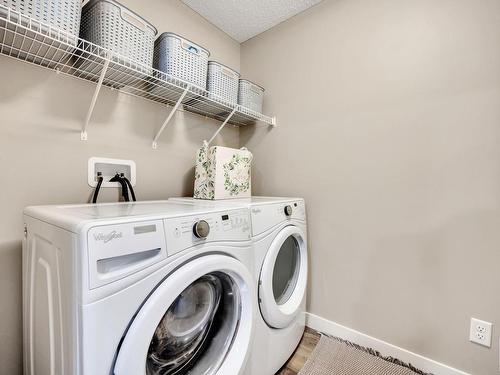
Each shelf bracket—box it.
[152,87,190,149]
[206,107,238,146]
[81,54,112,141]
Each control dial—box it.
[193,220,210,239]
[284,205,293,217]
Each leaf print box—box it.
[194,145,253,200]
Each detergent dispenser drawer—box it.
[87,220,167,289]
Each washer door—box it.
[114,254,254,375]
[259,226,308,329]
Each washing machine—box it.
[170,197,308,375]
[22,200,256,375]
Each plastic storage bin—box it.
[79,0,157,87]
[238,79,265,114]
[153,32,210,91]
[0,0,81,65]
[207,61,240,104]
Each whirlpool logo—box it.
[94,230,123,243]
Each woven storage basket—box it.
[238,79,265,114]
[0,0,81,66]
[153,32,210,92]
[79,0,157,87]
[207,61,240,104]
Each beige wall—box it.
[0,1,239,373]
[241,0,500,374]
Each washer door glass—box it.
[147,272,240,375]
[272,236,300,305]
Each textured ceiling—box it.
[182,0,323,43]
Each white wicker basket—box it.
[154,32,210,91]
[207,61,240,104]
[79,0,157,84]
[0,0,81,65]
[238,79,265,114]
[1,0,80,40]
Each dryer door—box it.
[259,226,308,329]
[114,254,254,375]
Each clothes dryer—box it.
[170,197,308,375]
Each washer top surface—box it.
[24,200,247,233]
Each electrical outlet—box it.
[469,318,492,347]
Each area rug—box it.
[298,335,433,375]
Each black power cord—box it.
[110,173,130,202]
[92,172,103,204]
[122,175,137,202]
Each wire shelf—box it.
[0,4,276,133]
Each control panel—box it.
[164,208,251,256]
[250,200,306,236]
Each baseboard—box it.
[305,312,471,375]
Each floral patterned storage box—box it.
[194,143,253,200]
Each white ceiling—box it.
[182,0,323,43]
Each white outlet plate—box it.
[469,318,492,347]
[88,157,136,188]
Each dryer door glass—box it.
[147,272,240,375]
[259,226,308,329]
[273,236,300,305]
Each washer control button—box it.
[193,220,210,239]
[284,205,293,217]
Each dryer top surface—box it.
[171,196,303,207]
